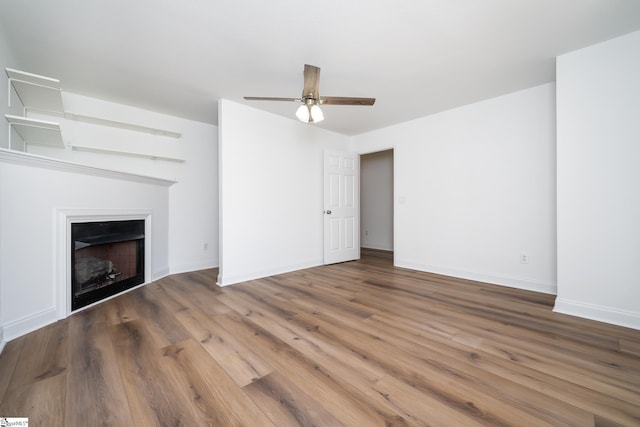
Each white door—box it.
[324,150,360,264]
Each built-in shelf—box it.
[50,111,181,138]
[6,68,64,149]
[71,145,185,163]
[0,148,177,186]
[5,114,64,148]
[6,68,64,113]
[6,68,182,162]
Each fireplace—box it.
[71,219,145,310]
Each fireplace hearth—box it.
[71,219,145,310]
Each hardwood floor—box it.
[1,250,639,426]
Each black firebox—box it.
[71,220,145,310]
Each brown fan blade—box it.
[302,64,320,99]
[244,97,300,102]
[320,96,376,106]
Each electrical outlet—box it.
[520,253,529,264]
[203,242,209,250]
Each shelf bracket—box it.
[8,77,63,111]
[5,114,64,149]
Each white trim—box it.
[0,326,4,354]
[170,261,219,276]
[395,259,557,295]
[217,259,322,287]
[2,307,58,342]
[554,298,640,330]
[361,243,394,251]
[0,148,176,187]
[56,209,153,318]
[153,267,171,281]
[68,281,147,316]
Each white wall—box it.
[361,150,394,251]
[555,31,640,329]
[0,158,170,341]
[218,99,351,285]
[0,32,21,151]
[25,93,219,274]
[0,27,20,349]
[167,129,218,274]
[353,84,557,294]
[1,75,218,344]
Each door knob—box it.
[324,210,332,214]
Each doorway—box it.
[360,149,394,257]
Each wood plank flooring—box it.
[1,249,639,426]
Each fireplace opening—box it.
[71,219,145,310]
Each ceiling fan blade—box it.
[302,64,320,99]
[320,96,376,106]
[243,96,300,102]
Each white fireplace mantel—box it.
[0,148,177,186]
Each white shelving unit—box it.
[6,68,65,149]
[71,145,185,163]
[6,68,64,113]
[60,111,182,138]
[5,68,183,161]
[5,114,64,148]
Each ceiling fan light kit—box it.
[244,64,375,124]
[296,101,324,123]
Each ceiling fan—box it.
[244,64,375,124]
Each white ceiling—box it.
[1,1,640,135]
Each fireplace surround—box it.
[57,209,153,316]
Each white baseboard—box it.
[152,266,171,281]
[0,326,5,354]
[361,243,393,251]
[170,261,219,275]
[2,307,58,342]
[395,259,557,295]
[554,298,640,330]
[217,259,322,286]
